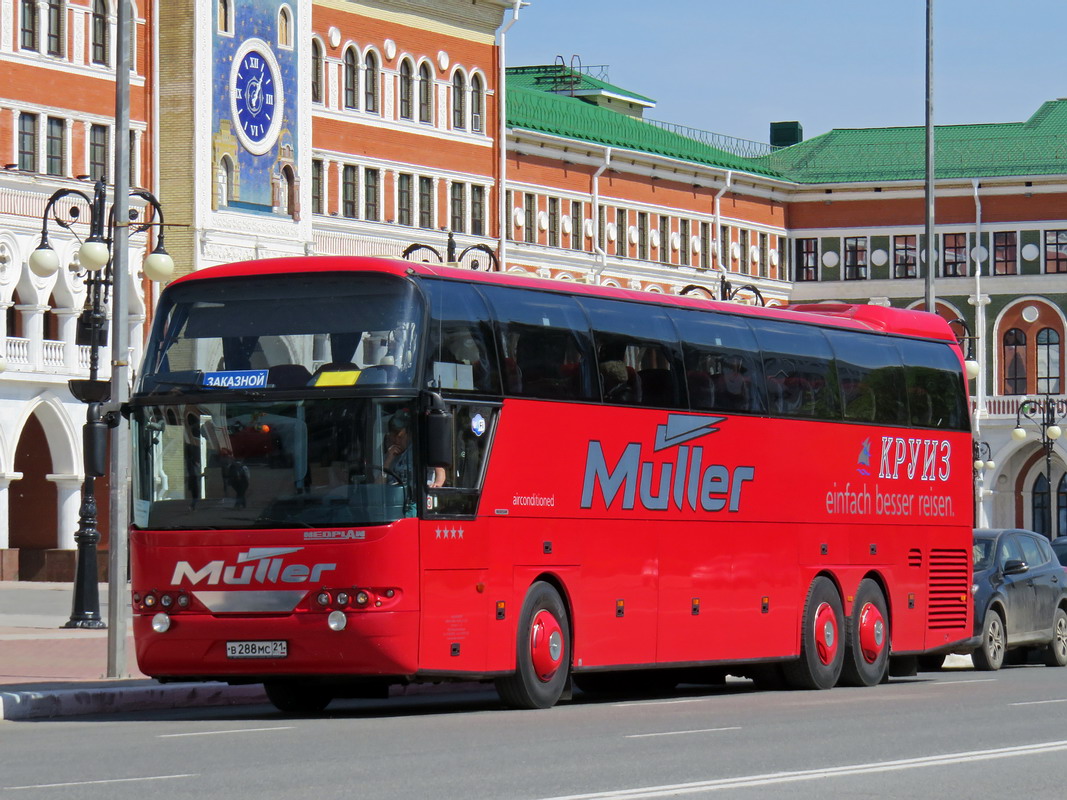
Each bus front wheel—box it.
[783,576,845,690]
[839,579,889,687]
[495,581,570,709]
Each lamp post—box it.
[402,230,499,271]
[29,178,173,629]
[1012,396,1067,539]
[973,440,995,527]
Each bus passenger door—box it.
[418,404,498,673]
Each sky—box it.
[506,0,1067,145]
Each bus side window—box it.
[896,338,969,431]
[481,286,596,402]
[422,280,500,395]
[580,297,683,408]
[750,319,840,421]
[668,308,764,413]
[825,329,907,426]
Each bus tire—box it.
[783,576,845,690]
[971,609,1006,671]
[840,579,889,687]
[264,680,332,714]
[495,581,570,709]
[1043,607,1067,667]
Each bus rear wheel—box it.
[264,680,333,714]
[840,579,889,687]
[783,576,845,690]
[495,581,570,709]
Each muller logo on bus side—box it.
[581,415,755,513]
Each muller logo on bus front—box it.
[170,547,337,586]
[581,415,755,513]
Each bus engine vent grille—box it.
[927,548,969,629]
[907,548,922,568]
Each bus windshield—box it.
[139,272,422,392]
[131,398,421,530]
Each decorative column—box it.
[50,475,84,551]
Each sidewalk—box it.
[0,581,266,721]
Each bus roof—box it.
[170,256,959,344]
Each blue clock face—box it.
[230,41,283,155]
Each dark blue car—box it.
[965,528,1067,670]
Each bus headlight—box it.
[152,612,172,633]
[327,610,347,632]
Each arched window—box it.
[1038,327,1061,394]
[471,73,484,132]
[311,39,323,104]
[1034,472,1051,539]
[1004,328,1027,395]
[343,47,358,109]
[218,156,233,207]
[363,51,379,113]
[280,165,296,218]
[278,6,292,47]
[44,293,60,341]
[217,0,230,34]
[91,0,108,65]
[451,71,466,129]
[418,62,432,123]
[398,60,413,120]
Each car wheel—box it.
[1044,607,1067,667]
[840,579,890,687]
[495,581,570,709]
[971,610,1006,671]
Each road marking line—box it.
[625,727,741,739]
[612,698,711,708]
[159,726,295,738]
[533,739,1067,799]
[1010,698,1067,706]
[4,774,196,791]
[930,678,997,685]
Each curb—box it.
[0,682,268,721]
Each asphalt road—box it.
[3,664,1066,799]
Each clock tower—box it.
[159,0,311,278]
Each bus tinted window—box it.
[668,309,764,413]
[422,280,501,395]
[752,319,840,420]
[140,273,421,392]
[580,297,683,407]
[481,286,597,402]
[824,329,908,425]
[896,338,969,431]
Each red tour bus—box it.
[129,256,973,711]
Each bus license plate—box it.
[226,640,287,659]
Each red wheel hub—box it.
[813,601,839,665]
[529,609,564,682]
[858,602,886,663]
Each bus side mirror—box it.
[423,393,453,469]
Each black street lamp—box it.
[402,230,500,271]
[28,178,173,629]
[1012,396,1067,539]
[680,275,766,306]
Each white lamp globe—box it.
[143,250,175,283]
[965,360,980,380]
[28,247,60,277]
[1048,425,1062,441]
[1012,427,1028,441]
[78,240,110,271]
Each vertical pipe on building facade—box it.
[497,1,524,270]
[590,147,612,284]
[972,178,985,419]
[923,0,936,310]
[713,171,733,277]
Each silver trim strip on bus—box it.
[194,590,306,614]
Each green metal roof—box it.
[506,65,656,106]
[762,100,1067,183]
[507,68,1067,186]
[506,84,785,178]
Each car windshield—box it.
[973,537,996,571]
[139,272,422,392]
[131,397,422,530]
